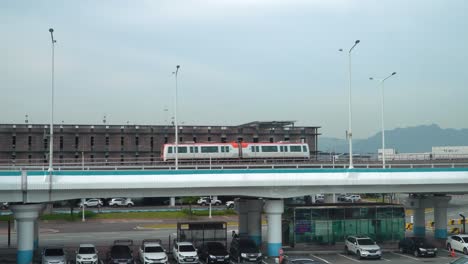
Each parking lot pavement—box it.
[286,252,457,264]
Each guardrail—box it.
[0,161,467,171]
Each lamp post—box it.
[370,72,397,168]
[174,65,180,170]
[339,40,360,169]
[48,28,56,173]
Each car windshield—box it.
[44,248,64,256]
[207,242,225,250]
[111,245,131,258]
[463,237,468,243]
[239,239,257,249]
[146,246,164,253]
[357,238,374,245]
[180,245,196,252]
[78,247,96,254]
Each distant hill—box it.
[319,124,468,154]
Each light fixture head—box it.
[49,28,54,33]
[355,40,360,44]
[392,72,397,75]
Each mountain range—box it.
[318,124,468,154]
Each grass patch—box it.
[1,209,237,222]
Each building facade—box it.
[0,121,320,165]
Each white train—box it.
[161,142,310,161]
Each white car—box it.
[345,195,362,203]
[139,239,168,264]
[109,198,134,207]
[447,235,468,254]
[345,236,381,259]
[226,201,235,209]
[197,197,221,206]
[172,241,199,264]
[76,244,99,264]
[42,247,67,264]
[79,199,103,207]
[1,202,8,209]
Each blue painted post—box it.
[10,204,44,264]
[264,200,284,257]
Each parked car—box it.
[76,243,99,264]
[344,236,381,259]
[42,247,67,264]
[315,194,325,203]
[107,239,135,264]
[226,201,235,209]
[398,237,437,257]
[337,194,348,202]
[451,256,468,264]
[109,198,134,207]
[172,241,199,264]
[79,198,103,208]
[0,202,8,209]
[447,235,468,254]
[197,197,222,206]
[344,195,361,203]
[281,255,325,264]
[199,242,230,264]
[229,236,262,263]
[139,239,168,264]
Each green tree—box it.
[181,196,200,219]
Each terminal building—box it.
[0,121,320,165]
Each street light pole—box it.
[48,28,56,173]
[174,65,180,170]
[370,72,396,168]
[340,40,360,169]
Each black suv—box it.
[199,242,230,264]
[398,237,437,257]
[107,240,134,264]
[229,237,262,263]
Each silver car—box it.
[42,247,67,264]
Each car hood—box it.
[179,251,198,257]
[144,252,167,259]
[208,249,229,256]
[43,256,66,262]
[77,253,97,259]
[359,245,380,251]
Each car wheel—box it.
[215,202,221,206]
[201,202,207,206]
[113,204,118,207]
[127,204,133,207]
[357,250,363,259]
[238,256,241,263]
[413,250,419,257]
[447,244,452,250]
[464,247,468,255]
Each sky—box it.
[2,0,467,138]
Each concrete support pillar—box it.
[237,199,249,236]
[10,204,44,264]
[264,199,284,257]
[434,196,451,240]
[33,220,39,250]
[413,208,425,237]
[247,199,263,246]
[170,197,176,207]
[324,194,335,203]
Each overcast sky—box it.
[2,0,467,138]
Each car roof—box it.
[79,244,96,248]
[178,242,194,246]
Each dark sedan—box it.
[199,242,230,264]
[398,237,437,257]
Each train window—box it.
[303,146,308,152]
[221,146,230,153]
[190,146,199,153]
[280,146,288,152]
[290,146,302,152]
[178,147,188,153]
[261,146,278,152]
[201,146,219,153]
[168,147,173,154]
